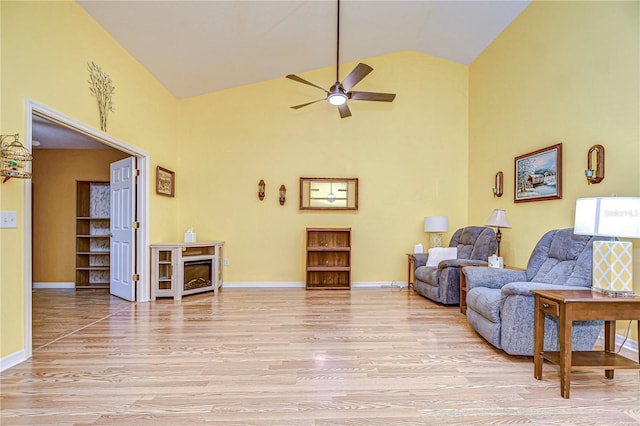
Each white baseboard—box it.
[355,281,408,288]
[222,281,408,289]
[616,331,639,354]
[32,282,74,289]
[223,282,305,288]
[0,349,27,372]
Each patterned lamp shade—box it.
[574,197,640,296]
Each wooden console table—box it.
[532,289,640,399]
[151,242,224,301]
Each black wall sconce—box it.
[279,185,286,205]
[258,179,265,200]
[585,144,604,184]
[492,171,503,197]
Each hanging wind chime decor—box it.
[87,61,116,132]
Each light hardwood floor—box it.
[31,289,131,350]
[2,288,639,425]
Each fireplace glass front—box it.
[183,258,213,291]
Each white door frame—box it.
[23,99,151,360]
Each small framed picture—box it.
[514,143,562,203]
[156,166,175,197]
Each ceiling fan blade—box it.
[349,91,396,102]
[341,63,373,92]
[290,99,325,109]
[286,74,329,94]
[337,103,352,119]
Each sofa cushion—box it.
[414,266,438,285]
[450,226,497,261]
[426,247,457,267]
[549,230,587,261]
[531,259,576,284]
[466,287,501,323]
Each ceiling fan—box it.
[286,0,396,119]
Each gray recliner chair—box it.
[463,228,603,356]
[412,226,497,305]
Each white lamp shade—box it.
[424,216,448,233]
[485,209,511,229]
[574,197,640,238]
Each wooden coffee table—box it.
[532,289,640,398]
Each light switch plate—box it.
[0,211,17,228]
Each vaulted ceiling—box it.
[78,0,531,99]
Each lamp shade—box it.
[485,209,512,229]
[424,216,448,233]
[574,197,640,238]
[574,197,640,296]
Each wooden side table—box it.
[532,289,640,399]
[458,265,476,314]
[405,253,415,289]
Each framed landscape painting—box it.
[514,143,562,203]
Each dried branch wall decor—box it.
[87,61,116,132]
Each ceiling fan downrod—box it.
[285,0,396,118]
[335,0,340,83]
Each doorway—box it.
[23,99,151,359]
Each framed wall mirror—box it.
[299,177,358,210]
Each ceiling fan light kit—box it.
[328,87,348,106]
[286,0,396,118]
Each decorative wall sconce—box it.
[1,134,33,183]
[492,171,504,197]
[585,144,605,184]
[258,179,265,200]
[279,185,286,205]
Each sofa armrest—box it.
[464,267,527,290]
[439,258,489,269]
[501,281,586,297]
[412,253,428,268]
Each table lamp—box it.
[424,216,448,248]
[485,209,511,257]
[574,197,640,296]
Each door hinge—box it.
[132,274,140,281]
[134,169,140,176]
[133,221,139,229]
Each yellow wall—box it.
[469,0,639,339]
[31,149,128,283]
[1,2,469,359]
[2,0,639,360]
[1,1,180,357]
[177,50,469,283]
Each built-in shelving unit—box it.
[75,181,110,289]
[305,228,351,290]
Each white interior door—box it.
[110,157,136,301]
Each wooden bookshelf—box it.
[305,228,351,290]
[75,181,110,289]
